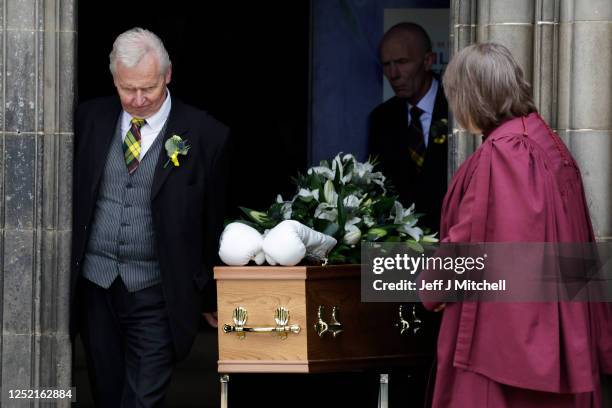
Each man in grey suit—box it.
[71,27,228,407]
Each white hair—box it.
[109,27,171,76]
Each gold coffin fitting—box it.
[222,306,301,340]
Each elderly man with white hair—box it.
[71,27,229,407]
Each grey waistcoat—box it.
[82,119,166,292]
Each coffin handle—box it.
[314,305,343,338]
[396,304,423,336]
[222,306,301,339]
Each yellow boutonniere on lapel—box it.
[430,118,448,145]
[164,135,190,168]
[432,134,447,144]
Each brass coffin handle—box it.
[222,306,301,340]
[396,304,423,336]
[314,305,343,338]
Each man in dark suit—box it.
[71,27,228,407]
[369,22,448,233]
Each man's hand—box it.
[202,312,218,328]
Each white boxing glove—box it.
[218,222,265,266]
[262,220,337,266]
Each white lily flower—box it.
[399,224,423,241]
[275,194,293,219]
[353,161,374,179]
[298,188,320,202]
[308,166,335,179]
[343,194,361,209]
[393,201,416,224]
[342,153,356,163]
[393,201,404,224]
[281,202,293,220]
[314,202,338,222]
[343,224,362,245]
[363,214,376,227]
[422,233,439,243]
[332,155,344,182]
[371,172,386,192]
[404,217,418,228]
[345,217,362,227]
[323,180,338,205]
[341,172,353,184]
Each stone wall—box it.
[0,0,75,405]
[449,0,612,239]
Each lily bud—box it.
[343,225,362,245]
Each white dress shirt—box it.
[120,88,172,159]
[407,78,439,147]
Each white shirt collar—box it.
[409,77,438,115]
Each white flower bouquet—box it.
[238,153,437,264]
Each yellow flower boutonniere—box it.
[431,118,448,145]
[164,135,190,168]
[432,134,447,144]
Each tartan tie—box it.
[407,106,426,168]
[123,118,146,175]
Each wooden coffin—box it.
[215,265,438,373]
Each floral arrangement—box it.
[239,153,437,264]
[431,118,448,144]
[164,135,190,168]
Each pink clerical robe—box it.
[426,112,612,407]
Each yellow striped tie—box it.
[123,118,146,174]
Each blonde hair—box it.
[442,43,536,134]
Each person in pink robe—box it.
[423,43,612,407]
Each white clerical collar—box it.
[408,77,438,115]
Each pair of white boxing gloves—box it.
[218,220,337,266]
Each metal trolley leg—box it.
[220,374,229,408]
[378,373,389,408]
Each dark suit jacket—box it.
[368,85,448,232]
[71,95,229,360]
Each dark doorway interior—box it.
[75,3,431,408]
[76,2,310,407]
[77,1,310,217]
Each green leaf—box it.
[336,189,346,236]
[239,207,275,228]
[266,203,286,223]
[366,227,388,241]
[405,240,424,253]
[327,252,346,264]
[372,197,395,219]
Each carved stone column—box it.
[557,0,612,240]
[449,0,612,240]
